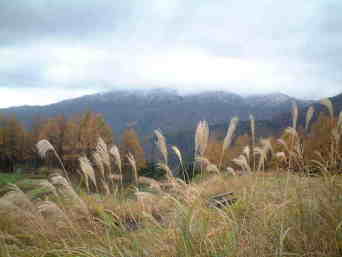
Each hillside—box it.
[165,92,342,162]
[0,88,311,138]
[271,92,342,129]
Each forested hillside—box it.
[0,89,311,136]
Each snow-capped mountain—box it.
[0,88,313,137]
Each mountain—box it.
[0,88,312,139]
[166,92,342,162]
[270,92,342,129]
[330,92,342,112]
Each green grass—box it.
[0,173,24,187]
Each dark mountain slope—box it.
[0,89,311,138]
[271,92,342,129]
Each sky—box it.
[1,0,342,108]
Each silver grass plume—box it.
[172,145,187,181]
[250,114,256,171]
[219,117,239,168]
[79,156,97,192]
[320,98,334,118]
[292,101,299,130]
[250,114,255,145]
[222,117,239,152]
[338,111,342,132]
[92,151,105,178]
[127,152,138,185]
[96,137,111,170]
[256,138,273,172]
[195,120,209,157]
[36,139,55,159]
[36,139,70,183]
[110,145,122,174]
[305,106,315,132]
[154,129,168,165]
[171,145,183,167]
[233,154,251,174]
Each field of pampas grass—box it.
[1,171,342,257]
[1,98,342,256]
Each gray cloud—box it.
[0,0,342,107]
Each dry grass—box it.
[2,99,342,257]
[305,106,315,132]
[195,120,209,158]
[219,117,239,168]
[2,172,342,257]
[154,129,168,165]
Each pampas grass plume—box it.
[127,152,138,184]
[222,117,239,152]
[338,111,342,131]
[36,139,70,183]
[305,106,315,132]
[195,120,209,157]
[154,129,168,165]
[320,98,334,118]
[79,156,97,192]
[110,145,122,173]
[92,152,105,178]
[292,101,299,130]
[171,145,183,167]
[96,137,111,169]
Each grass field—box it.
[1,99,342,256]
[0,172,342,257]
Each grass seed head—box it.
[292,101,299,130]
[305,106,315,132]
[154,129,168,165]
[222,117,239,152]
[110,145,122,173]
[195,120,209,157]
[79,156,97,192]
[36,139,55,159]
[320,98,334,118]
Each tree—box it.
[121,128,146,170]
[0,115,27,171]
[77,112,113,155]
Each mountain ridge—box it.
[0,88,315,137]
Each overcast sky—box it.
[1,0,342,108]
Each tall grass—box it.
[1,97,342,257]
[219,117,239,169]
[36,139,70,183]
[1,172,342,257]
